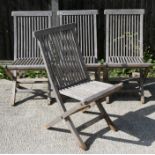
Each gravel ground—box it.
[0,79,155,153]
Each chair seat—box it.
[7,58,45,70]
[60,81,122,103]
[108,56,144,64]
[107,57,152,68]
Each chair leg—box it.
[47,81,52,105]
[105,96,110,104]
[103,68,111,104]
[4,67,17,106]
[94,67,101,81]
[65,117,87,150]
[11,80,17,106]
[140,69,145,104]
[48,97,87,150]
[96,101,118,131]
[103,67,109,82]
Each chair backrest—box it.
[58,10,98,64]
[12,11,52,60]
[34,24,90,90]
[104,9,145,63]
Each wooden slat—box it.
[57,10,98,15]
[13,16,17,60]
[104,9,145,15]
[12,11,52,16]
[140,14,143,58]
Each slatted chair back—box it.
[34,24,90,90]
[58,10,98,64]
[104,9,145,64]
[12,11,52,61]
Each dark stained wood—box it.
[51,0,59,26]
[34,24,122,150]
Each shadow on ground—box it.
[85,104,155,148]
[48,104,155,150]
[107,79,155,103]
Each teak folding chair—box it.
[5,11,53,105]
[104,9,152,104]
[34,24,122,150]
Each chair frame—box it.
[5,11,53,105]
[34,23,122,150]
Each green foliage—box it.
[143,45,155,77]
[0,67,47,79]
[0,66,9,79]
[144,45,154,63]
[99,45,155,78]
[21,70,47,78]
[109,68,137,78]
[98,59,104,64]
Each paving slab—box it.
[0,79,155,153]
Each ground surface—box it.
[0,79,155,153]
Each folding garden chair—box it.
[104,9,152,104]
[34,23,122,150]
[5,11,53,105]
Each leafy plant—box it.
[99,58,104,64]
[0,65,9,79]
[144,45,154,63]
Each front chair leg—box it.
[96,101,118,131]
[64,117,87,150]
[11,80,17,106]
[4,67,17,106]
[47,81,52,105]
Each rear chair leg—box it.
[106,96,110,104]
[95,67,101,81]
[103,68,111,104]
[47,81,52,105]
[11,80,17,106]
[4,67,17,106]
[96,101,118,131]
[140,69,145,104]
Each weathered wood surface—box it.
[60,81,122,103]
[12,11,52,61]
[58,10,98,64]
[105,9,146,66]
